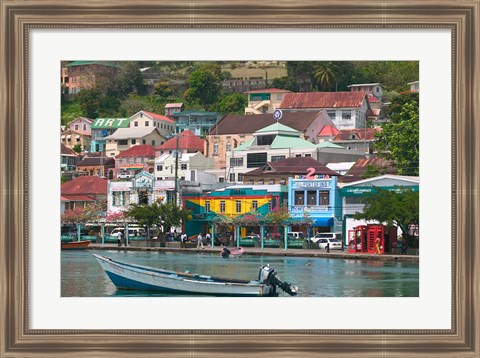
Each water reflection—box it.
[61,250,419,297]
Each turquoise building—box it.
[173,110,220,137]
[287,175,342,235]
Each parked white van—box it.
[287,232,305,240]
[110,227,146,238]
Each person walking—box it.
[375,236,381,254]
[117,230,122,247]
[197,233,204,249]
[205,232,211,246]
[180,233,186,248]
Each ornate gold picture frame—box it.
[1,0,479,356]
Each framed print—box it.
[1,0,479,356]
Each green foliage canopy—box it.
[353,187,419,237]
[374,92,419,175]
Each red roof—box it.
[245,88,291,94]
[61,176,107,196]
[156,130,205,152]
[61,143,77,156]
[318,125,340,137]
[143,111,175,123]
[116,145,156,158]
[279,91,367,109]
[367,94,380,103]
[333,128,381,141]
[61,195,95,202]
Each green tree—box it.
[374,92,419,175]
[72,144,83,153]
[353,187,419,237]
[116,61,147,96]
[271,76,300,92]
[314,61,338,91]
[184,64,222,110]
[216,93,247,114]
[154,81,174,99]
[126,201,190,240]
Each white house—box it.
[279,91,371,130]
[155,152,215,181]
[129,110,176,138]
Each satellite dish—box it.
[273,109,283,122]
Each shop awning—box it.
[311,217,334,227]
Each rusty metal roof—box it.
[279,91,368,109]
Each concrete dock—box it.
[88,243,419,263]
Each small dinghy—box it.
[93,254,298,296]
[61,240,91,250]
[220,246,245,258]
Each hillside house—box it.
[129,110,176,138]
[279,91,371,130]
[244,88,291,115]
[104,127,167,157]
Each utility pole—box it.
[174,134,179,205]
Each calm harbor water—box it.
[61,250,419,297]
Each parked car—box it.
[117,172,132,179]
[310,232,340,244]
[316,238,342,250]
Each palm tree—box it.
[314,62,338,91]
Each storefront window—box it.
[319,191,329,206]
[294,191,305,206]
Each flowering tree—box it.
[61,201,106,224]
[264,206,292,226]
[105,211,126,223]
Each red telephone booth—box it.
[348,225,386,254]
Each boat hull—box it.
[61,240,91,250]
[93,254,272,296]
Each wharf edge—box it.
[87,243,419,263]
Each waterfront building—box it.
[338,174,419,244]
[183,184,288,239]
[288,174,342,235]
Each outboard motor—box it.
[221,247,231,258]
[259,265,298,296]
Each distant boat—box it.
[61,240,91,250]
[93,254,298,297]
[221,246,245,258]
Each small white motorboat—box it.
[93,254,297,296]
[220,246,245,258]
